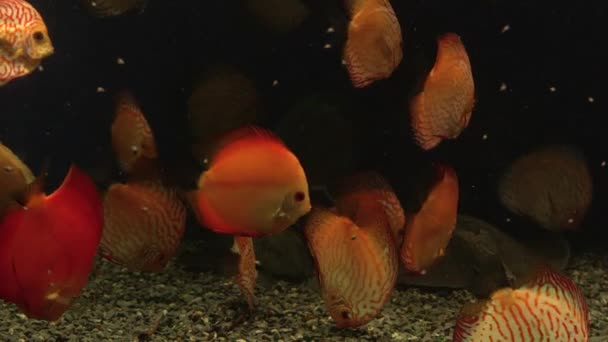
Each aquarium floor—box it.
[1,254,606,342]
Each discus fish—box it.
[0,165,103,321]
[498,145,592,231]
[0,143,34,215]
[410,33,474,150]
[100,181,186,272]
[81,0,147,17]
[230,236,258,310]
[110,90,159,178]
[453,265,589,341]
[0,0,54,86]
[194,126,311,237]
[343,0,402,88]
[401,163,458,274]
[304,207,398,328]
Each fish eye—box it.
[294,191,305,202]
[33,31,45,42]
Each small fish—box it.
[453,265,589,341]
[498,145,592,231]
[304,207,398,328]
[194,126,311,237]
[343,0,403,88]
[401,163,459,274]
[100,181,187,272]
[81,0,147,17]
[0,0,54,86]
[0,165,103,321]
[230,236,258,310]
[410,33,474,150]
[0,143,34,215]
[334,171,405,241]
[110,90,159,178]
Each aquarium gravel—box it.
[1,254,606,341]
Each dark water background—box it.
[0,1,606,249]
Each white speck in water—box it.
[588,96,595,103]
[203,158,209,165]
[272,80,279,87]
[323,43,332,49]
[506,217,512,222]
[326,27,335,33]
[91,1,97,7]
[471,184,476,189]
[482,133,488,140]
[116,57,125,65]
[601,161,606,167]
[38,65,44,71]
[549,86,556,92]
[499,82,508,92]
[568,218,574,224]
[141,206,149,211]
[501,24,510,33]
[341,59,347,65]
[96,86,106,93]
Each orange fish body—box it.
[0,0,54,86]
[231,236,258,310]
[304,207,398,328]
[195,127,311,237]
[100,181,186,272]
[453,266,589,341]
[110,91,159,178]
[0,165,103,321]
[343,0,402,88]
[410,33,474,150]
[498,145,592,231]
[401,163,458,274]
[334,171,405,241]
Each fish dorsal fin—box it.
[207,125,286,168]
[12,159,50,208]
[512,261,554,289]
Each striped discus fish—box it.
[110,90,159,177]
[100,181,186,272]
[343,0,402,88]
[409,33,474,150]
[453,266,589,342]
[231,236,258,310]
[0,0,54,86]
[304,206,398,328]
[400,163,458,274]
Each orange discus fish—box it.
[400,163,458,274]
[110,90,159,178]
[453,265,589,342]
[0,165,103,321]
[100,181,186,272]
[334,171,405,241]
[231,236,258,310]
[194,126,311,237]
[0,0,54,86]
[304,207,398,328]
[343,0,402,88]
[410,33,474,150]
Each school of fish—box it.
[0,1,593,340]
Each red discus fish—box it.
[453,265,589,342]
[410,33,474,150]
[194,126,311,237]
[304,205,398,328]
[100,181,186,272]
[110,90,159,179]
[0,0,54,86]
[0,165,103,321]
[400,163,458,274]
[231,236,258,310]
[343,0,403,88]
[334,171,405,241]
